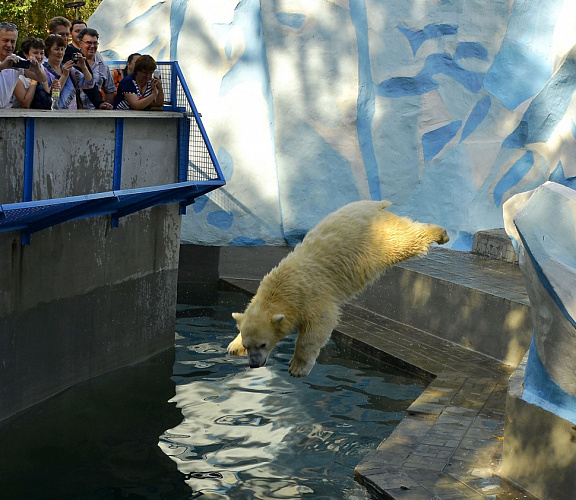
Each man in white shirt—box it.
[0,22,47,108]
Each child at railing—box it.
[11,37,51,109]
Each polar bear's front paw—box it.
[227,335,247,356]
[289,356,314,377]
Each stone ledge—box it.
[472,229,518,264]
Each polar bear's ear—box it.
[232,312,244,324]
[272,314,285,326]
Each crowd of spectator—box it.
[0,17,164,111]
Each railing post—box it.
[111,117,124,227]
[21,118,36,244]
[170,61,179,112]
[24,118,35,203]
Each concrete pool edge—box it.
[205,245,536,499]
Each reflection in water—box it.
[162,291,425,499]
[0,349,190,499]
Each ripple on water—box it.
[160,291,425,499]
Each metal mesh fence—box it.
[108,61,223,184]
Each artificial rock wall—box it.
[92,0,576,248]
[502,182,576,498]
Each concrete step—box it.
[472,228,518,264]
[351,246,531,366]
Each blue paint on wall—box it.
[397,23,458,55]
[135,35,162,57]
[215,0,284,238]
[518,229,576,326]
[124,3,164,28]
[350,0,381,200]
[522,57,576,144]
[503,121,528,149]
[484,0,565,110]
[217,147,234,180]
[524,335,576,424]
[207,210,234,230]
[454,41,488,61]
[427,53,483,92]
[276,12,306,29]
[192,195,209,213]
[169,0,187,61]
[219,0,271,98]
[493,151,534,207]
[283,230,306,247]
[230,236,266,246]
[451,231,474,251]
[503,56,576,149]
[461,96,491,142]
[377,53,483,98]
[377,74,438,97]
[422,121,462,161]
[550,162,576,187]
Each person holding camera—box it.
[11,38,51,109]
[0,22,47,109]
[43,34,93,110]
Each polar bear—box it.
[228,200,449,377]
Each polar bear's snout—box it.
[248,348,268,368]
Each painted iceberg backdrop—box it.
[89,0,576,249]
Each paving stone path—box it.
[337,305,535,499]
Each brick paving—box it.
[218,246,536,500]
[334,305,534,499]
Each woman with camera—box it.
[11,38,51,109]
[42,34,93,109]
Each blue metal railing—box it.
[0,61,225,244]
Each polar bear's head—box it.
[232,308,287,369]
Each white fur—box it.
[228,200,449,376]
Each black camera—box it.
[13,57,30,69]
[72,53,79,63]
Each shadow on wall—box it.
[502,359,576,499]
[353,261,532,365]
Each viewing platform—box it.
[0,63,225,423]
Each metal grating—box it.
[108,61,223,183]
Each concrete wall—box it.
[91,0,576,249]
[0,111,183,422]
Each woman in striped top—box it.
[113,55,164,110]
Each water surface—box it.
[163,290,425,498]
[0,289,425,499]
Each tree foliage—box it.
[0,0,103,48]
